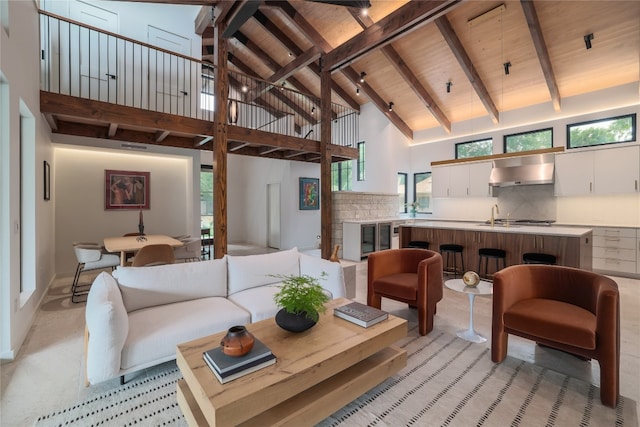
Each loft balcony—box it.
[38,11,358,163]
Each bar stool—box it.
[522,252,556,265]
[478,248,506,280]
[408,241,429,249]
[439,244,465,278]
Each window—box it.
[567,114,636,148]
[455,138,492,159]
[331,160,352,191]
[357,141,365,181]
[200,166,213,235]
[504,128,552,153]
[397,173,407,213]
[413,172,432,213]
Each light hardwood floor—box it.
[1,251,639,425]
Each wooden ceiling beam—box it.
[228,55,318,125]
[340,66,412,140]
[275,1,412,139]
[349,9,451,134]
[214,1,235,27]
[229,141,251,152]
[43,113,58,131]
[323,0,461,72]
[194,5,212,35]
[435,16,500,124]
[520,0,561,111]
[234,31,321,109]
[155,130,170,142]
[267,46,321,84]
[252,10,360,111]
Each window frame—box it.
[455,138,493,159]
[397,172,408,213]
[503,127,553,153]
[331,160,352,191]
[567,113,636,149]
[413,171,432,214]
[357,141,365,181]
[200,165,213,236]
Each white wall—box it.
[1,0,55,359]
[54,146,197,275]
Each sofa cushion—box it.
[227,285,283,323]
[121,297,250,371]
[299,253,346,299]
[504,298,597,350]
[85,272,129,384]
[113,257,228,312]
[227,248,299,295]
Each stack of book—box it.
[203,337,276,384]
[333,301,388,328]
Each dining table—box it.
[104,234,183,266]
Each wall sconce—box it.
[228,99,239,124]
[359,72,366,83]
[446,81,452,93]
[280,82,286,90]
[503,61,512,75]
[584,33,594,50]
[388,102,394,112]
[311,107,316,114]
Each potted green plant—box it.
[273,273,329,332]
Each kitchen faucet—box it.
[490,204,499,227]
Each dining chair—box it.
[173,237,201,262]
[72,243,120,303]
[131,244,176,267]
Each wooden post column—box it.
[213,22,228,259]
[320,58,333,260]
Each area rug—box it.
[34,327,637,427]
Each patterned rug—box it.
[34,327,637,427]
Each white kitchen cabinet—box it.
[555,146,640,196]
[432,161,492,198]
[592,227,637,275]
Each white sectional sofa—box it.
[85,247,345,384]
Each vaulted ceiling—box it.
[134,0,640,141]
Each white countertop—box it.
[401,220,592,237]
[343,217,408,224]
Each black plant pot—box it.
[275,308,317,332]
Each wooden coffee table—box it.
[176,298,407,426]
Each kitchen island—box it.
[400,221,592,270]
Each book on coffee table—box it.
[203,337,276,384]
[333,301,388,328]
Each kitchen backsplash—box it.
[495,185,556,221]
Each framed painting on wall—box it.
[105,170,150,210]
[299,177,319,210]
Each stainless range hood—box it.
[489,153,555,187]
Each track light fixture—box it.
[584,33,594,50]
[356,88,360,95]
[311,107,316,114]
[359,72,366,83]
[280,82,286,91]
[388,102,394,112]
[503,61,511,75]
[446,81,452,93]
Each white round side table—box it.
[444,278,493,343]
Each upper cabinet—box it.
[554,145,639,196]
[432,161,492,198]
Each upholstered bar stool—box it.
[478,248,506,280]
[439,244,465,278]
[522,252,556,265]
[408,241,429,249]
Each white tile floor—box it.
[1,250,639,425]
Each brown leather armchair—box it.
[368,248,443,335]
[492,264,619,407]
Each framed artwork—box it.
[105,169,150,210]
[299,177,319,210]
[43,161,51,201]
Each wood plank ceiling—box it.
[200,0,639,140]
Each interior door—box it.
[148,26,192,116]
[267,183,281,249]
[70,1,119,102]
